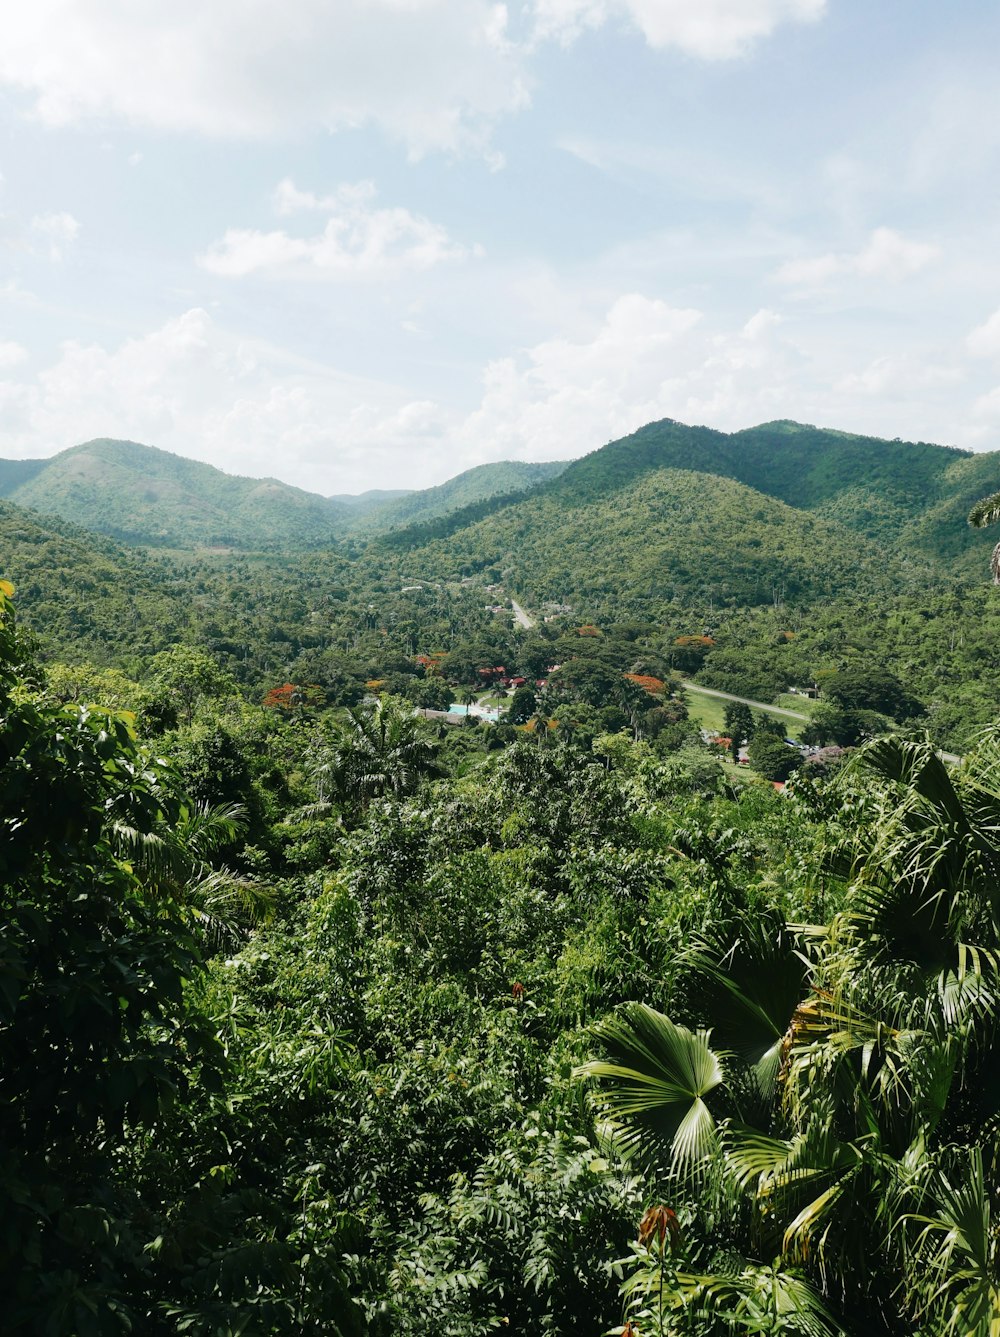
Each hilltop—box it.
[0,440,569,550]
[0,439,354,548]
[371,419,1000,607]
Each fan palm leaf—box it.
[578,1004,723,1171]
[684,911,809,1107]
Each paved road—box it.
[681,679,962,765]
[680,680,808,723]
[511,598,534,629]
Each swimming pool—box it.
[448,703,502,721]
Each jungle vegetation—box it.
[3,422,1000,1332]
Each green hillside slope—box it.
[0,442,569,549]
[0,439,357,548]
[0,499,188,659]
[387,466,916,611]
[355,459,568,532]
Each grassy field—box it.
[684,685,816,738]
[684,689,729,734]
[774,691,819,718]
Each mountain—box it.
[4,419,998,584]
[354,459,568,532]
[0,439,356,549]
[329,487,412,518]
[382,465,913,613]
[0,442,569,550]
[374,418,1000,611]
[546,417,1000,572]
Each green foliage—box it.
[581,735,1000,1337]
[9,419,1000,1333]
[747,734,802,782]
[0,437,353,548]
[0,587,223,1332]
[354,458,567,534]
[822,667,924,720]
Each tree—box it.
[968,488,1000,582]
[0,585,222,1331]
[507,684,537,725]
[823,667,924,721]
[747,733,801,782]
[800,703,893,748]
[150,644,235,724]
[548,658,619,707]
[724,701,754,761]
[330,697,442,806]
[579,736,1000,1336]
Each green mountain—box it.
[385,465,913,611]
[544,417,1000,570]
[329,487,412,517]
[0,439,355,548]
[355,459,568,532]
[369,418,1000,611]
[0,441,569,550]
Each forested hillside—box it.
[391,464,917,607]
[0,438,357,547]
[355,458,568,532]
[3,415,1000,1331]
[2,568,997,1334]
[0,442,569,550]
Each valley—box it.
[3,417,999,1335]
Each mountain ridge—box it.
[0,440,569,550]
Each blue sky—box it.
[2,0,1000,493]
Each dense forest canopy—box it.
[2,420,1000,1333]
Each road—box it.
[680,680,808,723]
[511,598,534,629]
[681,678,962,765]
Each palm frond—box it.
[968,490,1000,529]
[684,912,808,1105]
[665,1263,847,1336]
[577,1004,723,1170]
[900,1148,999,1337]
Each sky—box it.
[2,0,1000,495]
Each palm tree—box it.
[967,490,1000,582]
[110,795,274,950]
[578,736,1000,1335]
[458,683,478,725]
[330,697,442,805]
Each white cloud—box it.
[532,0,825,58]
[0,1,528,157]
[775,227,940,288]
[0,341,28,368]
[200,180,478,279]
[0,0,826,157]
[1,293,988,496]
[0,307,461,491]
[835,354,963,400]
[458,294,704,459]
[966,308,1000,360]
[30,211,79,260]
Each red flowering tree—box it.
[262,682,325,713]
